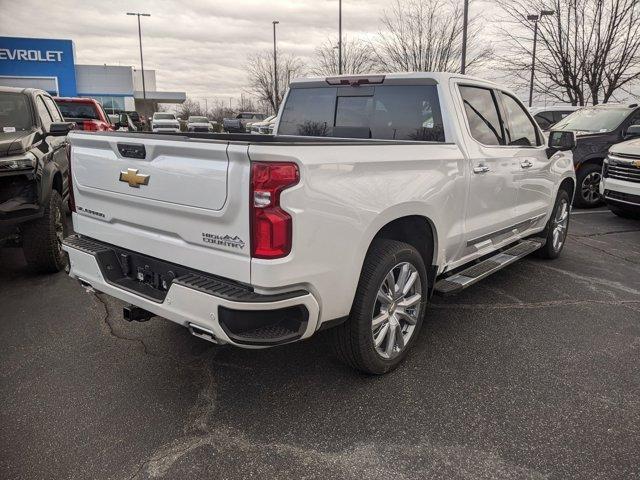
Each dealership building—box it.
[0,36,185,115]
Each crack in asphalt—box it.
[570,228,640,238]
[569,236,640,265]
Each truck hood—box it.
[610,137,640,156]
[0,130,36,157]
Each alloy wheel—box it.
[581,171,601,205]
[552,198,569,252]
[371,262,422,359]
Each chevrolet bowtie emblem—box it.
[633,160,640,168]
[119,168,150,188]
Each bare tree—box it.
[496,0,640,105]
[246,51,305,113]
[374,0,491,73]
[176,98,205,120]
[311,36,378,75]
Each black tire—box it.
[332,239,428,375]
[574,163,603,208]
[536,188,571,259]
[608,205,640,220]
[22,190,68,273]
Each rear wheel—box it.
[332,239,428,374]
[22,191,68,273]
[537,189,571,259]
[574,163,603,208]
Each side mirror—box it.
[624,124,640,140]
[546,130,576,159]
[48,122,75,136]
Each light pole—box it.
[527,10,554,107]
[461,0,469,74]
[127,12,151,102]
[338,0,343,75]
[273,20,279,113]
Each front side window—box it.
[459,85,503,146]
[500,93,540,146]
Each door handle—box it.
[473,164,490,174]
[520,160,534,169]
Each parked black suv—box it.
[552,103,640,207]
[0,87,74,272]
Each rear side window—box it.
[534,112,554,130]
[499,93,540,146]
[459,86,503,145]
[279,85,445,142]
[56,101,99,120]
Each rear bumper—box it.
[62,235,320,347]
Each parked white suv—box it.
[151,112,180,133]
[63,73,576,374]
[601,127,640,218]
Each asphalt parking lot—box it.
[1,208,639,480]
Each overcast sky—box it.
[0,0,499,103]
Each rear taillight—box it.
[66,143,75,212]
[82,120,109,131]
[250,162,299,259]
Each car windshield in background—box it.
[189,117,208,123]
[56,102,99,120]
[553,107,631,133]
[0,92,33,132]
[278,85,445,141]
[154,113,175,120]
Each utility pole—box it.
[273,20,279,112]
[127,12,151,102]
[461,0,469,74]
[527,10,555,107]
[338,0,343,75]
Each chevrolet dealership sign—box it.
[0,49,64,62]
[0,37,77,96]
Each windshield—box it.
[154,113,175,120]
[553,107,631,133]
[0,92,34,132]
[56,101,100,120]
[189,116,208,123]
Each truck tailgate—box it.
[69,132,251,283]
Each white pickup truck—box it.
[63,73,577,374]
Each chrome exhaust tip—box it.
[188,323,221,344]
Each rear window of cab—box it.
[278,85,445,142]
[55,101,100,120]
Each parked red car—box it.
[54,97,114,131]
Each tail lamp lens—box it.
[66,143,76,212]
[250,162,299,259]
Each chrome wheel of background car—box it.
[372,262,422,359]
[581,171,601,204]
[54,205,64,254]
[552,198,570,252]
